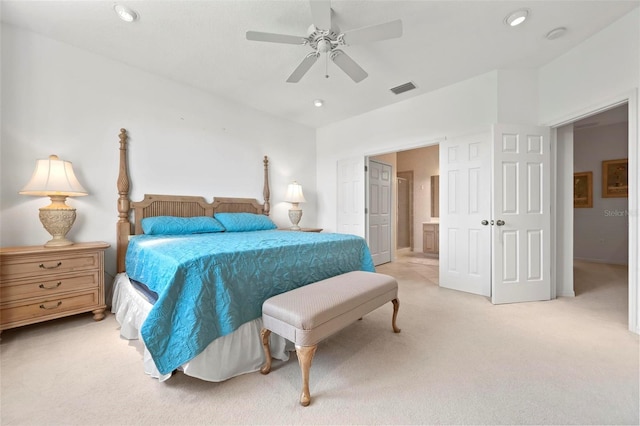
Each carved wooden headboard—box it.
[116,128,271,272]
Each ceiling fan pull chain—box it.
[325,53,329,78]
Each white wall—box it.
[0,25,317,280]
[539,10,639,125]
[316,71,499,233]
[497,69,539,124]
[574,122,629,265]
[637,0,640,336]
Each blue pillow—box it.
[141,216,226,235]
[214,212,276,232]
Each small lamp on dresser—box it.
[285,181,306,230]
[19,154,88,247]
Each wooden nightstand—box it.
[0,241,110,332]
[278,228,323,233]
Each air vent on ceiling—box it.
[390,81,417,95]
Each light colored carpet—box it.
[1,258,638,425]
[407,258,439,266]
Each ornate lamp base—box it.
[288,205,303,231]
[39,195,77,247]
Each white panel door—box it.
[492,124,551,304]
[368,159,392,265]
[337,157,365,237]
[439,133,492,296]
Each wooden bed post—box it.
[263,156,270,216]
[116,128,131,273]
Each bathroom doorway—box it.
[397,171,413,249]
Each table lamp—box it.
[19,155,88,247]
[285,181,306,230]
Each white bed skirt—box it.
[111,273,292,382]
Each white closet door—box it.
[368,159,392,265]
[439,133,492,296]
[491,124,551,304]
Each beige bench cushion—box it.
[262,271,398,347]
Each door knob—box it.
[481,220,489,226]
[496,220,505,226]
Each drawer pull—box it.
[39,262,62,270]
[39,281,62,290]
[39,301,62,310]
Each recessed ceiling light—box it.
[313,99,324,107]
[505,9,529,27]
[114,4,138,22]
[546,27,567,40]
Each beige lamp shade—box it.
[20,155,88,196]
[285,181,305,230]
[285,181,306,204]
[20,155,88,247]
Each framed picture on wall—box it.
[602,158,628,198]
[574,171,593,208]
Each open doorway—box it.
[369,146,439,259]
[572,104,629,324]
[398,146,439,255]
[550,91,638,333]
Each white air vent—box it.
[390,82,417,95]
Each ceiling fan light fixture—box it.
[317,39,332,53]
[505,9,529,27]
[246,0,402,83]
[114,4,138,22]
[313,99,324,107]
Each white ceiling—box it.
[2,1,638,129]
[574,103,629,129]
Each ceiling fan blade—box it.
[287,52,320,83]
[246,31,306,45]
[341,19,403,45]
[330,50,368,83]
[309,0,332,30]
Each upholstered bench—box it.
[260,271,400,406]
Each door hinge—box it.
[364,165,368,172]
[365,207,368,214]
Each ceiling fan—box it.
[246,0,402,83]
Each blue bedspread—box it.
[126,230,375,374]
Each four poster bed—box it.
[111,129,375,381]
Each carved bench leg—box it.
[260,328,272,374]
[295,344,318,407]
[391,299,401,333]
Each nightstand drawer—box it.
[0,271,99,303]
[0,290,99,326]
[1,252,100,280]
